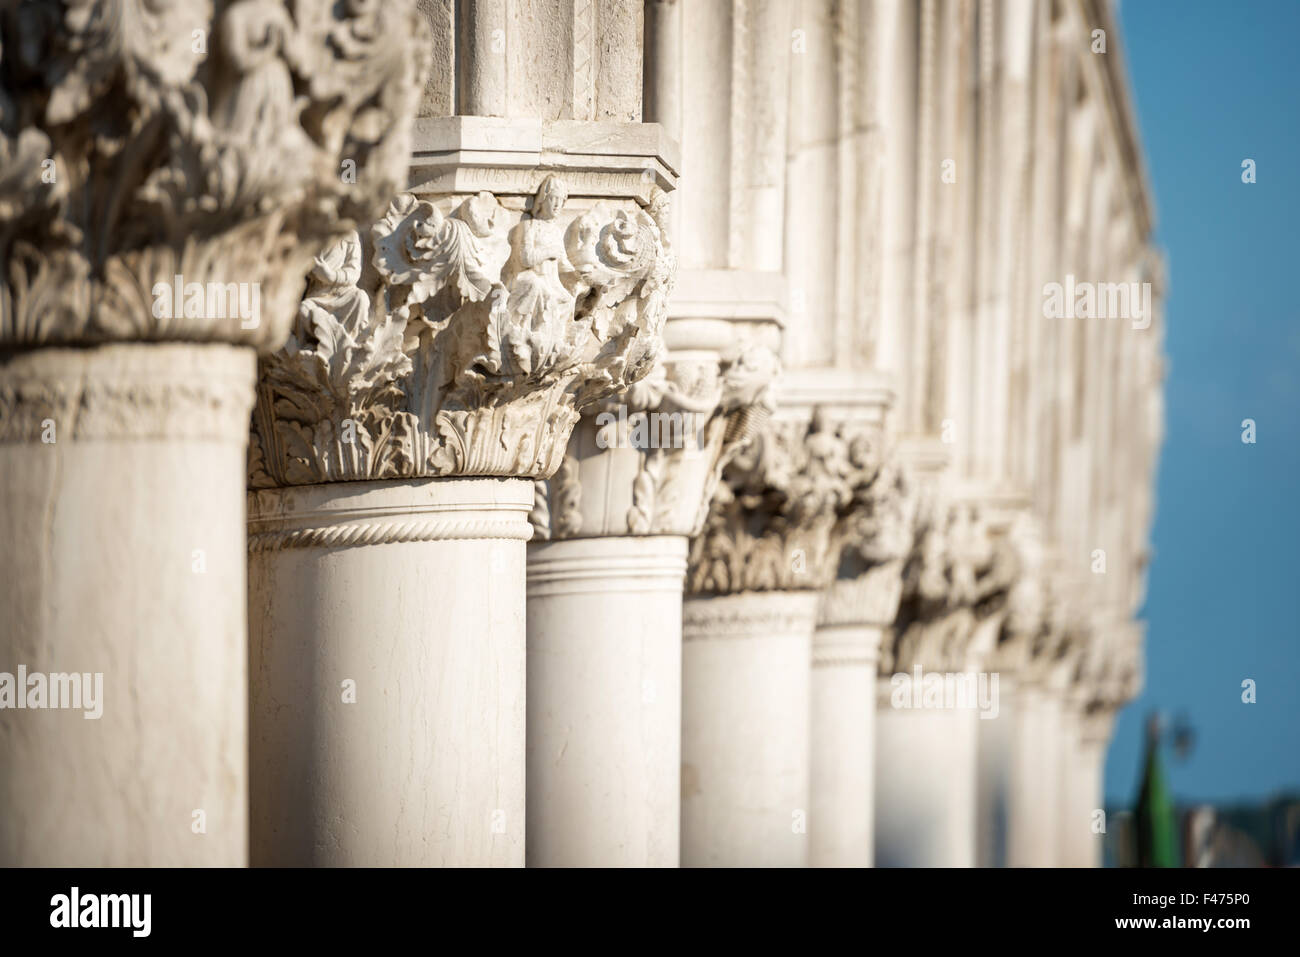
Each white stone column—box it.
[0,1,427,865]
[809,450,911,868]
[0,345,254,865]
[681,591,820,867]
[682,396,891,867]
[524,322,778,866]
[875,687,981,868]
[246,121,676,865]
[248,478,530,865]
[977,676,1066,867]
[810,623,882,867]
[525,535,686,867]
[1065,708,1114,868]
[874,496,1018,867]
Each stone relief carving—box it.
[249,177,674,486]
[685,408,886,596]
[0,0,430,349]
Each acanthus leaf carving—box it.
[685,406,886,596]
[0,0,431,349]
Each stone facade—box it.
[1,0,1160,867]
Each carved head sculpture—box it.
[533,175,568,221]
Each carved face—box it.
[535,177,567,220]
[847,432,878,471]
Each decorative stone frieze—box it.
[0,0,430,350]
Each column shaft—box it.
[525,536,686,866]
[809,623,882,867]
[0,344,253,865]
[248,478,530,865]
[875,679,979,867]
[681,592,818,867]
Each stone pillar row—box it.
[0,0,430,866]
[0,0,1156,870]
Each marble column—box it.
[809,416,911,867]
[247,118,677,865]
[1065,706,1115,868]
[682,385,889,866]
[976,524,1077,868]
[525,325,779,867]
[874,497,1018,867]
[0,0,426,865]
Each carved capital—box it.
[818,456,916,628]
[529,338,779,540]
[880,497,1020,675]
[983,515,1076,686]
[249,165,676,486]
[685,407,887,596]
[1070,615,1144,719]
[0,0,430,349]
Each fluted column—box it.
[248,103,678,862]
[682,379,889,867]
[0,0,426,865]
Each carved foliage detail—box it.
[881,500,1020,675]
[250,178,673,485]
[0,0,430,348]
[685,408,885,596]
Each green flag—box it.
[1134,717,1179,867]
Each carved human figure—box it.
[299,231,368,337]
[216,1,301,142]
[504,176,577,338]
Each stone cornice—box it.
[249,148,677,486]
[0,0,430,350]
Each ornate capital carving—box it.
[818,457,916,628]
[1,0,430,349]
[249,174,675,486]
[1069,616,1144,726]
[983,515,1076,685]
[529,339,779,540]
[685,408,887,596]
[880,498,1020,675]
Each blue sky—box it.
[1105,0,1300,803]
